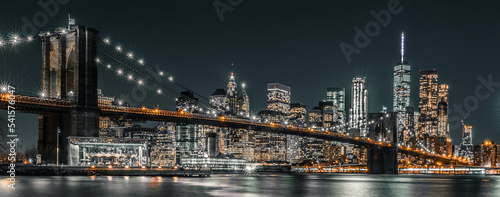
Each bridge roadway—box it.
[0,93,469,165]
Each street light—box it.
[57,127,61,166]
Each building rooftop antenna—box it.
[401,31,405,62]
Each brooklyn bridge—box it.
[0,26,469,174]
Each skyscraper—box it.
[418,70,439,137]
[175,123,198,164]
[393,32,411,145]
[326,87,346,131]
[287,103,307,164]
[393,32,411,114]
[437,84,449,137]
[237,83,250,118]
[255,83,291,162]
[175,88,201,164]
[459,121,474,162]
[349,77,368,137]
[266,83,291,122]
[226,73,238,115]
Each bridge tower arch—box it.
[38,26,99,164]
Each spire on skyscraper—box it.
[401,31,405,62]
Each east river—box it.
[2,174,500,197]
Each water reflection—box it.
[1,174,500,197]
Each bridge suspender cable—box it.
[97,37,209,101]
[97,50,216,113]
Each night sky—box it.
[1,0,500,148]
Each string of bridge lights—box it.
[96,49,204,109]
[0,29,73,47]
[96,59,176,100]
[0,34,39,47]
[99,37,209,101]
[95,56,218,115]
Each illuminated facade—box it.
[254,83,291,163]
[393,32,411,114]
[209,88,227,114]
[459,121,474,161]
[180,154,250,170]
[237,84,250,118]
[151,122,177,167]
[226,73,238,115]
[349,77,368,137]
[287,103,307,164]
[418,70,439,137]
[320,101,336,129]
[225,128,255,161]
[403,105,417,146]
[289,103,307,127]
[68,137,149,167]
[266,83,291,122]
[474,140,500,167]
[305,107,325,163]
[175,124,199,164]
[326,87,346,129]
[437,84,449,137]
[393,62,411,114]
[176,90,199,113]
[308,107,322,128]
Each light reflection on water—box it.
[1,174,500,197]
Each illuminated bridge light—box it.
[104,38,111,44]
[107,64,112,69]
[168,76,173,82]
[127,52,134,58]
[157,89,161,94]
[116,45,122,52]
[127,74,133,80]
[117,69,123,75]
[159,71,164,76]
[138,80,143,85]
[138,59,144,65]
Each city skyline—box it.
[1,0,500,150]
[2,1,500,196]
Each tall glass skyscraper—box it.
[393,32,411,114]
[393,32,411,145]
[326,87,346,131]
[349,77,368,137]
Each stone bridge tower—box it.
[38,26,99,164]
